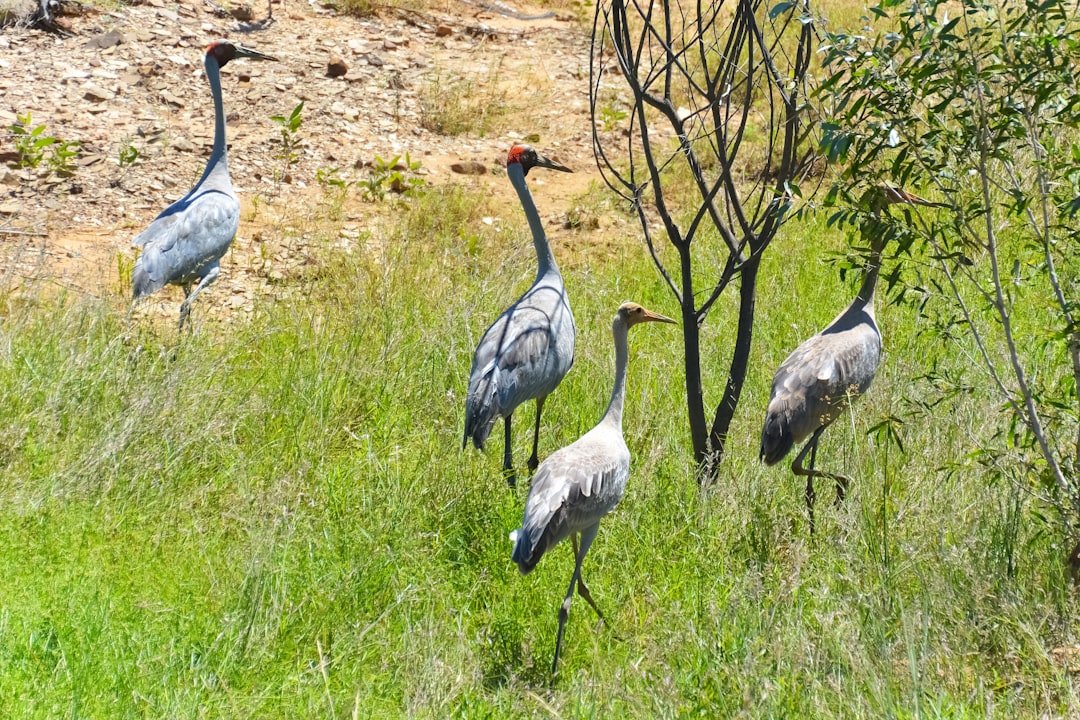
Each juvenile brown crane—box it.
[463,145,575,486]
[132,40,276,331]
[510,302,675,675]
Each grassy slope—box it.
[0,177,1077,718]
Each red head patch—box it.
[506,144,531,166]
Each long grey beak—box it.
[535,152,572,173]
[235,45,278,62]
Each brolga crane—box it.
[759,183,937,531]
[131,40,276,331]
[510,302,675,675]
[463,144,575,486]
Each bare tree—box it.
[590,0,818,478]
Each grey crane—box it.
[510,302,675,675]
[758,239,882,531]
[131,40,276,331]
[463,145,575,486]
[759,183,935,530]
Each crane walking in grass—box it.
[758,238,882,532]
[463,145,575,486]
[510,302,675,675]
[131,40,276,331]
[759,183,936,531]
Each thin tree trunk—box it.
[706,254,760,479]
[680,246,708,463]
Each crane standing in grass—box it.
[463,145,575,486]
[759,183,939,531]
[511,302,676,675]
[758,237,882,532]
[132,40,276,331]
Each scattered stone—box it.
[84,29,124,49]
[451,161,487,176]
[229,3,255,21]
[327,55,348,78]
[364,53,385,67]
[82,83,114,102]
[436,23,453,37]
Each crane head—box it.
[618,302,676,327]
[507,144,572,176]
[206,40,278,68]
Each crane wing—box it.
[132,189,240,295]
[768,322,882,444]
[511,429,629,573]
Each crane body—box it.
[760,250,882,530]
[464,145,575,486]
[511,302,675,675]
[132,40,275,331]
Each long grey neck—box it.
[507,162,558,278]
[855,240,883,313]
[197,54,230,190]
[601,317,630,429]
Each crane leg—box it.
[792,429,825,534]
[528,395,546,474]
[502,414,516,487]
[553,524,599,675]
[571,532,605,621]
[178,265,219,332]
[792,426,854,534]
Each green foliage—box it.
[357,152,426,202]
[0,201,1077,716]
[269,101,304,178]
[8,113,80,177]
[419,63,515,137]
[819,0,1080,549]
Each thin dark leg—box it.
[552,524,599,676]
[528,395,546,473]
[792,424,853,533]
[792,429,824,534]
[503,414,515,487]
[571,533,605,621]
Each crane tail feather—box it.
[759,413,794,466]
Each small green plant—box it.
[357,153,427,202]
[10,114,55,168]
[316,166,347,189]
[116,251,134,294]
[269,101,304,180]
[599,102,628,132]
[48,138,81,178]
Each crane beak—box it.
[234,45,278,62]
[642,308,677,324]
[534,152,572,173]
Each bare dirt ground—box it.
[0,0,605,323]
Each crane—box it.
[759,183,936,531]
[463,144,575,486]
[131,40,276,331]
[510,302,675,675]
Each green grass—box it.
[0,182,1078,718]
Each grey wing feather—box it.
[511,429,629,573]
[132,190,240,298]
[765,322,882,450]
[464,289,574,448]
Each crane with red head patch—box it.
[131,40,276,331]
[463,144,575,486]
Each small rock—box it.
[436,23,453,37]
[82,83,114,102]
[172,137,194,152]
[84,29,124,49]
[451,161,487,176]
[327,56,348,78]
[365,53,385,67]
[229,3,254,20]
